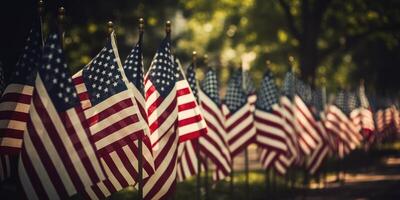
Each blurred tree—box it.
[0,0,399,95]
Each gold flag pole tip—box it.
[139,18,144,33]
[107,21,114,34]
[58,7,65,21]
[166,20,171,34]
[38,0,44,14]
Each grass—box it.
[104,140,400,200]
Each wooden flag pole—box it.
[230,159,234,199]
[244,148,250,199]
[137,17,144,200]
[203,54,210,200]
[57,6,65,47]
[192,51,202,200]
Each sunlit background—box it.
[1,0,399,97]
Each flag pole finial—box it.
[288,55,295,73]
[203,54,208,65]
[165,20,171,35]
[192,51,197,68]
[266,59,271,72]
[58,6,65,24]
[38,0,45,16]
[107,21,114,35]
[58,6,65,47]
[139,18,144,33]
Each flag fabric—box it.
[142,34,179,200]
[18,32,105,199]
[306,89,330,175]
[350,84,375,142]
[274,72,299,175]
[198,69,231,181]
[293,79,321,157]
[176,60,207,182]
[222,70,256,157]
[254,71,288,169]
[0,21,42,183]
[242,69,257,111]
[73,33,151,200]
[121,29,155,180]
[324,91,361,158]
[175,59,207,142]
[0,21,42,155]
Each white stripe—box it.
[22,127,60,199]
[1,84,33,96]
[18,158,39,200]
[0,101,30,113]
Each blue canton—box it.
[282,72,295,99]
[83,38,127,105]
[201,69,221,106]
[256,71,279,112]
[312,89,324,120]
[148,36,176,97]
[295,79,312,105]
[186,63,198,100]
[123,33,144,95]
[335,90,347,113]
[224,70,247,112]
[12,20,43,86]
[39,33,78,112]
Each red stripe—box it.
[178,101,196,112]
[177,87,190,97]
[154,127,177,167]
[149,98,177,134]
[225,110,251,132]
[72,76,83,85]
[0,92,32,104]
[86,98,134,127]
[62,108,100,185]
[178,114,203,127]
[102,154,128,188]
[25,113,69,197]
[178,128,207,143]
[201,101,224,131]
[91,114,140,143]
[32,90,86,193]
[96,130,144,156]
[20,147,49,199]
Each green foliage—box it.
[60,0,400,93]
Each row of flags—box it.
[0,18,400,200]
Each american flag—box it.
[175,59,207,141]
[0,21,42,184]
[142,34,179,200]
[293,79,321,157]
[176,60,207,182]
[324,91,361,158]
[350,84,375,142]
[0,21,42,155]
[306,89,330,175]
[122,30,155,190]
[254,71,288,169]
[73,33,151,199]
[274,72,299,175]
[18,32,105,199]
[198,69,231,181]
[222,70,256,157]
